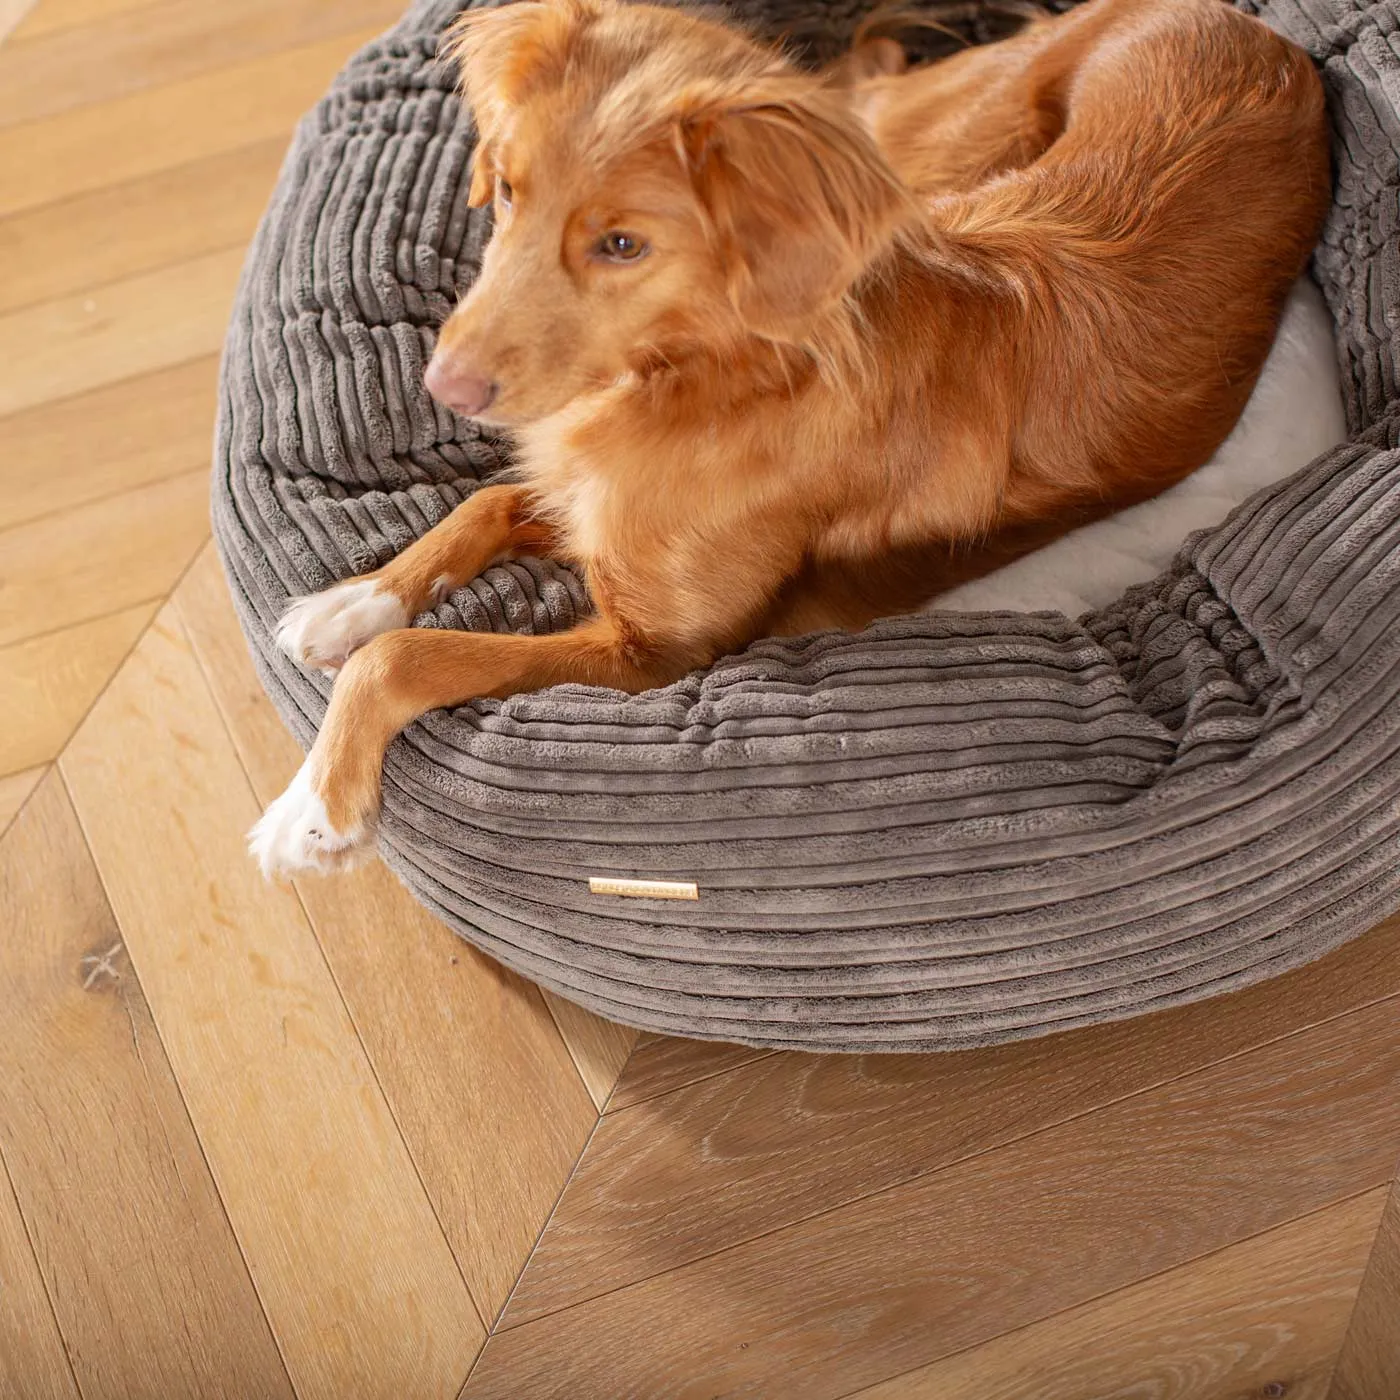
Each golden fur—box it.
[251,0,1330,873]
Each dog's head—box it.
[426,0,911,426]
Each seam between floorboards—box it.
[465,1097,612,1391]
[0,464,208,555]
[0,18,389,144]
[0,463,208,537]
[482,1000,649,1339]
[15,526,209,747]
[597,1032,651,1115]
[604,1047,781,1115]
[0,224,266,322]
[0,762,46,842]
[0,593,166,662]
[0,350,219,429]
[0,15,391,136]
[0,130,284,228]
[540,995,617,1113]
[0,1137,85,1398]
[1319,1150,1400,1400]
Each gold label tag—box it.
[588,876,699,901]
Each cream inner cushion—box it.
[928,277,1346,617]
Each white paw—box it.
[247,759,374,880]
[276,579,408,674]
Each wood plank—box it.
[14,0,151,41]
[0,144,283,316]
[0,26,393,218]
[0,603,154,774]
[60,607,483,1399]
[168,548,306,791]
[542,991,637,1110]
[466,994,1400,1399]
[0,764,44,834]
[607,1034,776,1112]
[0,769,292,1400]
[173,546,599,1323]
[848,1189,1388,1400]
[503,913,1400,1325]
[0,469,208,648]
[0,0,404,128]
[0,1155,77,1400]
[0,247,243,417]
[1330,1176,1400,1400]
[0,0,37,47]
[0,357,218,532]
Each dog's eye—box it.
[595,231,648,263]
[496,178,512,208]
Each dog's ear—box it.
[447,2,600,209]
[682,95,910,342]
[444,0,598,139]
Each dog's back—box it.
[810,0,1331,607]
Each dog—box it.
[250,0,1329,878]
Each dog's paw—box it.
[248,759,374,881]
[276,579,408,674]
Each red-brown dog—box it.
[251,0,1328,877]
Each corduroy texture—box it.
[212,0,1400,1051]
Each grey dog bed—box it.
[212,0,1400,1051]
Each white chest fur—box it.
[515,412,618,565]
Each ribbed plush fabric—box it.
[212,0,1400,1051]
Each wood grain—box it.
[0,144,284,316]
[0,357,218,531]
[174,546,601,1324]
[849,1188,1388,1400]
[0,26,391,217]
[60,607,483,1399]
[0,603,153,774]
[0,1156,77,1400]
[0,764,43,834]
[467,995,1400,1399]
[0,769,291,1399]
[14,0,146,40]
[1330,1176,1400,1400]
[542,990,637,1110]
[0,247,243,417]
[607,1034,776,1112]
[504,913,1400,1325]
[0,469,207,647]
[170,547,308,797]
[0,0,404,127]
[0,0,36,46]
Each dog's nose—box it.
[424,356,499,417]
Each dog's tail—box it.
[852,0,1051,56]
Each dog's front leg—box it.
[276,483,557,674]
[248,617,662,879]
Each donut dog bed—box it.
[212,0,1400,1051]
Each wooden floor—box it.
[2,2,1400,1396]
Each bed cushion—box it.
[211,0,1400,1051]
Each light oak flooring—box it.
[1,2,1398,1396]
